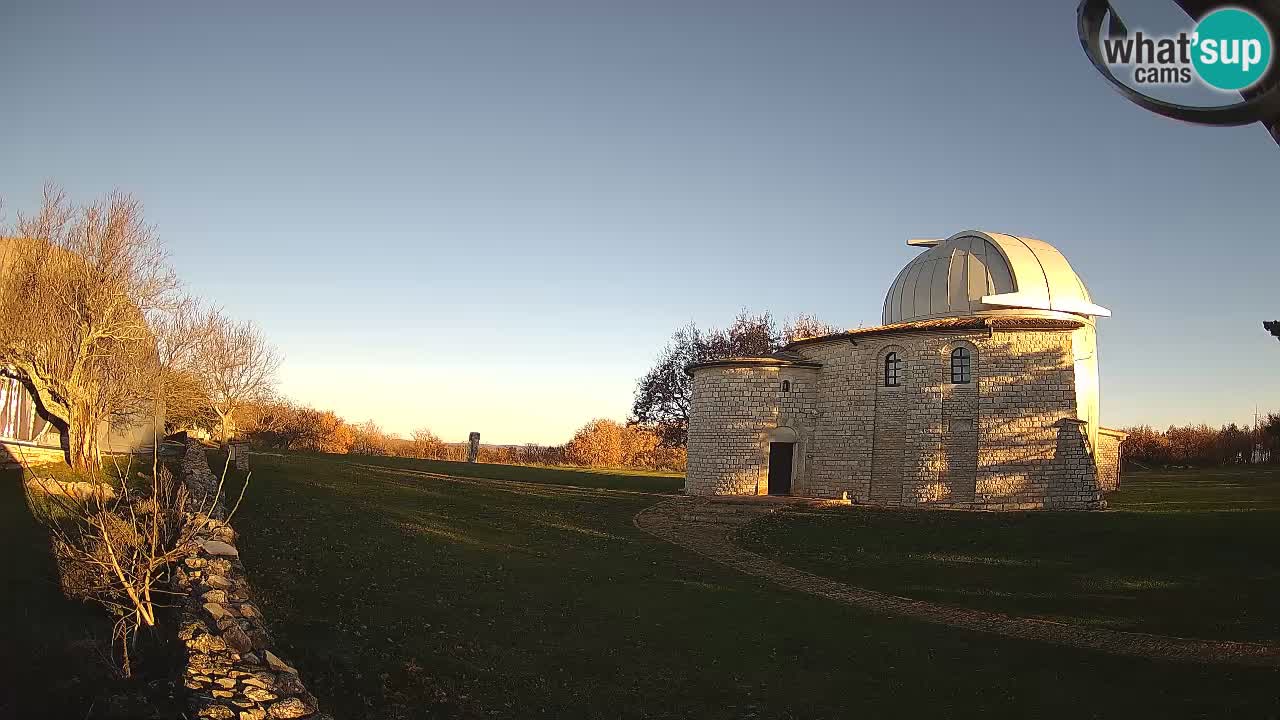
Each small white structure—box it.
[685,230,1126,510]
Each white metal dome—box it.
[882,231,1110,325]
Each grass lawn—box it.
[221,453,1279,719]
[740,465,1280,644]
[312,453,685,494]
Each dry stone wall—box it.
[174,441,329,720]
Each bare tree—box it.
[349,419,391,456]
[151,297,218,433]
[782,313,841,343]
[238,399,354,453]
[0,185,177,471]
[410,427,444,458]
[197,313,281,442]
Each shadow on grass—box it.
[223,452,1280,719]
[270,451,685,495]
[0,459,184,719]
[739,465,1280,642]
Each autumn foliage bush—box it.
[237,399,685,472]
[565,419,685,471]
[1122,415,1280,468]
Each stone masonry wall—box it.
[1096,430,1125,492]
[972,331,1103,510]
[685,365,818,495]
[798,330,1005,505]
[173,441,329,720]
[778,367,822,495]
[687,327,1109,509]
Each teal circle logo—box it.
[1192,8,1272,90]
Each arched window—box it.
[951,347,972,384]
[884,352,901,387]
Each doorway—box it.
[767,442,794,495]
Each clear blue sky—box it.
[3,1,1277,444]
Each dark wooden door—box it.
[768,442,794,496]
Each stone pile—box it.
[174,441,329,720]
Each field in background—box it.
[331,453,684,494]
[218,453,1279,719]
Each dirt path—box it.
[634,496,1280,667]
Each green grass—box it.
[220,453,1279,719]
[740,465,1280,642]
[331,453,684,494]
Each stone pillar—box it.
[467,432,480,463]
[230,441,250,471]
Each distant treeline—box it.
[1122,414,1280,468]
[236,400,686,472]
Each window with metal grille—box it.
[884,352,901,387]
[951,347,972,384]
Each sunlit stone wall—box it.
[971,331,1102,509]
[685,365,818,495]
[796,330,1001,505]
[688,327,1115,510]
[1096,429,1126,492]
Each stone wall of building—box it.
[797,329,1004,505]
[685,364,818,495]
[688,326,1109,509]
[971,330,1103,510]
[173,441,329,720]
[1096,428,1126,492]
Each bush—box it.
[28,462,201,676]
[1122,416,1280,468]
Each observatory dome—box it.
[882,230,1110,325]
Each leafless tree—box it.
[197,313,281,442]
[238,398,354,453]
[349,419,392,456]
[151,297,218,433]
[410,427,444,458]
[0,184,177,471]
[782,313,841,343]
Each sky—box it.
[2,0,1277,444]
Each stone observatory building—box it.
[685,230,1127,510]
